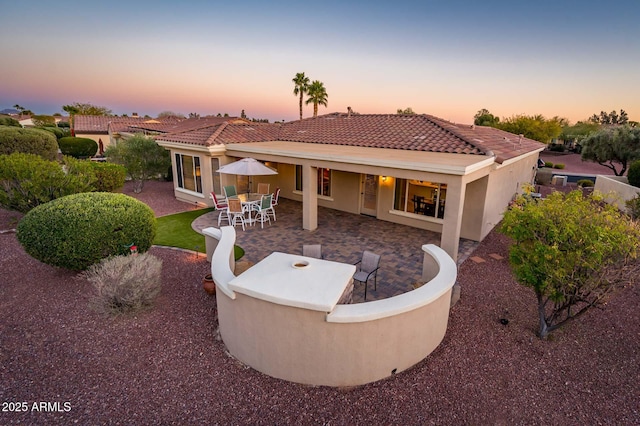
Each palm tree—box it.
[292,72,310,120]
[305,80,328,118]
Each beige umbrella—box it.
[216,158,277,193]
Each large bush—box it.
[0,153,94,212]
[58,136,98,158]
[40,126,68,140]
[627,159,640,188]
[91,161,126,192]
[17,192,156,270]
[0,117,21,127]
[0,126,58,160]
[84,253,163,315]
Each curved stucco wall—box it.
[203,226,457,387]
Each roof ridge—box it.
[205,122,230,145]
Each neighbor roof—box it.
[155,113,545,163]
[74,115,151,134]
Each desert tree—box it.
[473,108,500,127]
[103,134,171,193]
[589,109,629,125]
[501,190,640,339]
[496,114,563,143]
[580,125,640,176]
[63,102,112,116]
[292,72,310,120]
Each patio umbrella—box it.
[216,158,278,193]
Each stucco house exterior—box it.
[156,112,545,261]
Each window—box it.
[175,153,202,193]
[295,165,331,197]
[393,179,446,218]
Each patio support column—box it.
[302,165,318,231]
[440,179,466,262]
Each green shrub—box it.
[549,144,565,152]
[628,159,640,188]
[84,253,163,315]
[31,115,56,127]
[91,161,126,192]
[39,126,67,140]
[577,179,595,187]
[626,194,640,220]
[17,192,156,270]
[0,126,58,160]
[58,136,98,158]
[0,117,21,127]
[62,156,97,189]
[57,121,70,128]
[553,163,565,169]
[0,153,94,212]
[545,162,554,168]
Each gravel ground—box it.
[1,182,639,425]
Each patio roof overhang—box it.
[225,141,496,179]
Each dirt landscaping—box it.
[1,180,638,425]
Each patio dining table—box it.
[228,193,263,224]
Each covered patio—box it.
[193,198,478,303]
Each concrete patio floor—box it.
[193,198,478,303]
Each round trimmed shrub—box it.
[0,126,58,160]
[553,163,565,169]
[627,159,640,188]
[0,117,21,127]
[58,136,98,158]
[577,179,595,188]
[17,192,156,270]
[545,162,554,168]
[40,126,67,140]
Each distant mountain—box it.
[1,108,19,115]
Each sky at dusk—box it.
[1,0,639,124]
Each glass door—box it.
[360,174,378,216]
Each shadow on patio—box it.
[193,198,478,303]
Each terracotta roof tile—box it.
[155,113,545,163]
[73,115,149,134]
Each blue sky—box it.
[1,0,639,124]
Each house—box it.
[73,115,246,155]
[156,112,545,261]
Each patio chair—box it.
[227,199,246,231]
[223,185,237,199]
[210,192,229,226]
[353,251,381,301]
[257,183,270,195]
[252,194,272,229]
[271,187,280,206]
[302,244,322,259]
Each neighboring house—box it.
[74,114,246,155]
[73,115,155,154]
[156,112,545,261]
[16,115,69,128]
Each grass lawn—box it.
[154,208,244,260]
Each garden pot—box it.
[202,274,216,295]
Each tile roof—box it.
[120,116,247,135]
[155,113,545,163]
[73,115,150,134]
[157,122,281,146]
